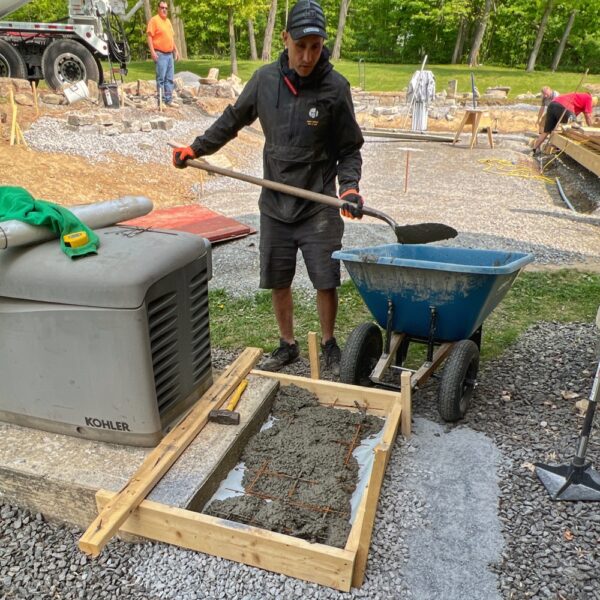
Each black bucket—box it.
[99,83,120,109]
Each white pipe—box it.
[0,196,153,249]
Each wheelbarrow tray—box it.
[333,244,533,342]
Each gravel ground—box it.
[3,103,600,599]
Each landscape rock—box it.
[149,117,174,130]
[67,113,95,127]
[40,93,63,105]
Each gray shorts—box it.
[259,208,344,290]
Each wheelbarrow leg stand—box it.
[370,304,441,385]
[372,299,406,384]
[371,332,406,385]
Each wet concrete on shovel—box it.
[204,385,384,548]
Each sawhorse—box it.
[452,109,494,150]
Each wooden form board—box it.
[94,373,408,591]
[549,132,600,178]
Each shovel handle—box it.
[167,141,396,227]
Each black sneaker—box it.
[261,339,300,372]
[321,337,341,376]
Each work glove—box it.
[339,189,364,220]
[172,146,196,169]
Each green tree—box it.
[6,0,69,21]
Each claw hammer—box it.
[208,379,248,425]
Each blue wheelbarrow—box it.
[332,244,534,421]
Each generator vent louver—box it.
[148,291,181,412]
[146,259,212,417]
[189,269,211,385]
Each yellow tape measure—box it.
[63,231,89,248]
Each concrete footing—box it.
[0,375,278,528]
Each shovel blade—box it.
[535,463,600,502]
[394,223,458,245]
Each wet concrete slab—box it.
[0,375,278,528]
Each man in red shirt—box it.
[532,92,598,154]
[147,1,179,108]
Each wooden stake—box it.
[31,81,39,117]
[308,331,320,380]
[15,122,28,148]
[78,347,263,557]
[400,371,412,438]
[9,88,16,146]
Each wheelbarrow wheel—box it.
[340,322,383,387]
[437,340,480,422]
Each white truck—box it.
[0,0,141,89]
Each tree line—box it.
[7,0,600,72]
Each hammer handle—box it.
[226,379,248,412]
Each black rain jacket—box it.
[190,48,364,223]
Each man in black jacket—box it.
[173,0,364,374]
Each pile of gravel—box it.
[2,322,598,599]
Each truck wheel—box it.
[41,40,99,89]
[0,40,27,79]
[437,340,480,422]
[340,322,383,387]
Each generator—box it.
[0,226,213,447]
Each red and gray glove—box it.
[172,146,196,169]
[339,189,364,219]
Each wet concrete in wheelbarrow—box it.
[204,385,384,548]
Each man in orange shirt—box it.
[147,1,179,107]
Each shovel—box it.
[168,141,457,244]
[535,360,600,501]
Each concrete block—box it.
[67,114,95,127]
[150,117,174,130]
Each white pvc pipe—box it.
[0,196,153,249]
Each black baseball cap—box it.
[286,0,327,40]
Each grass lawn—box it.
[124,58,600,100]
[209,270,600,362]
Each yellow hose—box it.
[478,158,554,184]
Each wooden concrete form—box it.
[93,372,409,591]
[549,131,600,178]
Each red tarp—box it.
[121,204,255,243]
